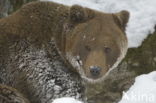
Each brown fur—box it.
[0,1,129,83]
[0,84,30,103]
[65,7,129,82]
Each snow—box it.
[119,71,156,103]
[41,0,156,48]
[52,97,83,103]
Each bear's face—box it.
[64,5,129,83]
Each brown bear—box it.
[0,1,129,102]
[0,1,129,84]
[0,2,129,91]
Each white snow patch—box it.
[52,97,83,103]
[119,71,156,103]
[41,0,156,48]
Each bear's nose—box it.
[90,66,101,77]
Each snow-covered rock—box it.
[119,71,156,103]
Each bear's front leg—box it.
[0,84,30,103]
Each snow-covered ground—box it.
[52,97,83,103]
[119,71,156,103]
[41,0,156,48]
[52,71,156,103]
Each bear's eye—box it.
[104,47,111,53]
[85,45,91,51]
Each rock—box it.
[0,0,10,18]
[0,0,38,18]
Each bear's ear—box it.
[70,5,94,23]
[113,10,130,31]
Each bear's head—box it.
[63,5,129,83]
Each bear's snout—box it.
[89,66,101,77]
